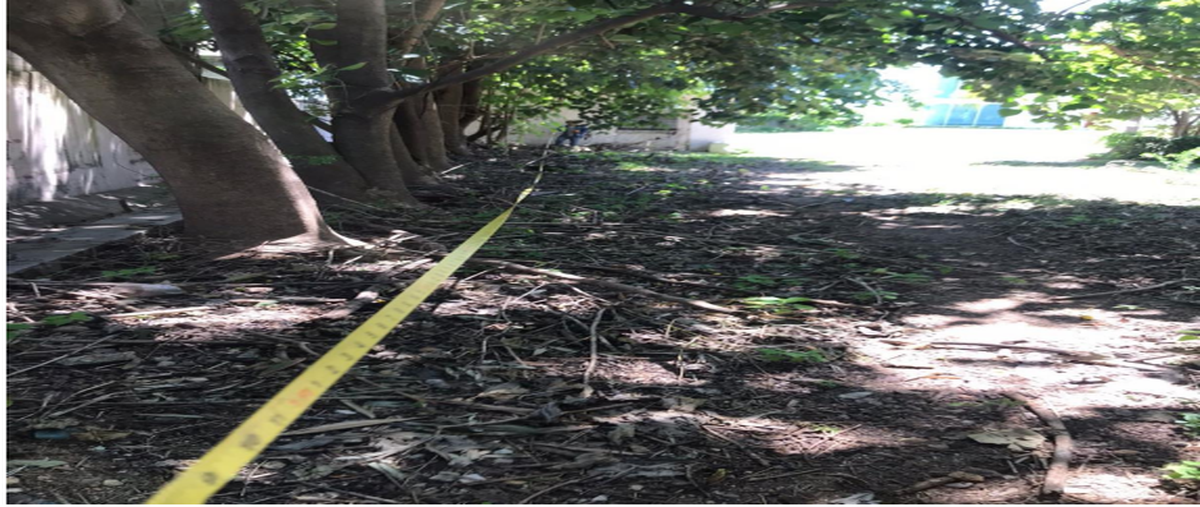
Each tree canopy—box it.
[964,0,1200,137]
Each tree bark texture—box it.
[198,0,372,201]
[435,66,471,156]
[312,0,418,203]
[389,124,441,187]
[396,102,441,170]
[459,78,484,135]
[9,0,338,244]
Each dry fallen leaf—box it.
[968,428,1045,451]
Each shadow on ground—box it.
[6,151,1199,504]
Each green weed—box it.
[7,312,92,343]
[1177,413,1200,436]
[101,266,157,280]
[1163,461,1200,481]
[756,348,828,364]
[741,296,816,314]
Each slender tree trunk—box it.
[404,58,453,169]
[1171,110,1196,139]
[397,102,449,170]
[435,66,471,156]
[9,0,340,244]
[467,105,492,144]
[198,0,371,201]
[459,78,484,137]
[310,0,417,204]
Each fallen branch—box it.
[470,258,738,313]
[895,471,985,495]
[1007,236,1039,253]
[582,308,606,389]
[1053,278,1197,300]
[929,341,1106,360]
[7,336,116,378]
[1006,392,1072,498]
[107,306,214,319]
[280,417,422,437]
[319,258,432,320]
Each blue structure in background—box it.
[923,77,1007,127]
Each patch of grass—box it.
[852,290,899,302]
[756,348,828,364]
[1163,461,1200,481]
[7,312,93,344]
[1177,413,1200,436]
[741,296,816,314]
[101,266,157,280]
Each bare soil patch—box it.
[7,151,1199,504]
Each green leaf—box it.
[308,23,337,31]
[41,312,92,327]
[339,62,367,71]
[7,459,68,468]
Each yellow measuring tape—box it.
[147,172,542,504]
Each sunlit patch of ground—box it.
[735,128,1200,206]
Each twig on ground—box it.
[563,264,756,294]
[518,476,581,504]
[1007,236,1040,253]
[281,417,422,437]
[582,308,606,388]
[896,471,985,495]
[700,425,772,467]
[302,483,402,504]
[1053,278,1197,300]
[7,335,117,377]
[847,277,883,305]
[745,469,821,483]
[320,258,430,320]
[928,341,1106,360]
[107,306,214,318]
[469,258,738,313]
[1006,392,1072,497]
[305,186,391,214]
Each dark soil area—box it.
[7,151,1199,504]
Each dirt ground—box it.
[6,140,1199,504]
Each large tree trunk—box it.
[314,0,417,204]
[198,0,372,201]
[9,0,339,244]
[435,66,471,156]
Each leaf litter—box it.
[5,151,1198,504]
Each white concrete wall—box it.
[688,122,737,151]
[7,52,160,204]
[6,51,251,206]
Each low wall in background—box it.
[6,52,250,206]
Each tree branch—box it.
[672,0,838,20]
[394,0,447,56]
[1027,40,1200,88]
[378,0,835,106]
[909,8,1046,57]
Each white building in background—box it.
[857,65,1046,129]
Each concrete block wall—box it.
[6,51,252,206]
